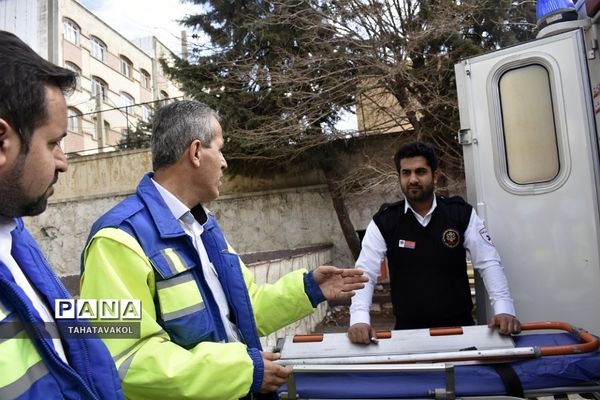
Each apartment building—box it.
[0,0,184,154]
[355,79,414,136]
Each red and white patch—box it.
[479,227,493,245]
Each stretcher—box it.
[276,322,600,399]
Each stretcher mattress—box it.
[279,333,600,399]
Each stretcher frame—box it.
[280,363,600,400]
[277,322,600,400]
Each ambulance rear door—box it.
[455,28,600,333]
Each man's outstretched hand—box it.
[313,266,367,301]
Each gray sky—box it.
[77,0,198,55]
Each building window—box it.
[141,104,152,122]
[499,64,560,184]
[67,107,82,133]
[159,90,169,106]
[120,56,133,78]
[91,77,108,102]
[140,69,151,89]
[120,92,135,114]
[63,18,80,46]
[64,61,81,89]
[91,36,107,62]
[103,120,111,141]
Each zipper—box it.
[29,243,104,400]
[211,229,261,350]
[15,221,105,398]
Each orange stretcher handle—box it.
[293,334,324,343]
[292,331,392,343]
[521,321,600,356]
[374,331,392,339]
[429,327,464,336]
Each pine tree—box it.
[166,0,537,259]
[117,118,152,150]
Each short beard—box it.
[404,185,434,204]
[0,153,51,218]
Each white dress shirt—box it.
[0,217,69,363]
[350,195,516,326]
[151,179,240,342]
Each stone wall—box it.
[28,183,390,278]
[27,134,414,277]
[26,133,467,278]
[22,133,466,341]
[249,245,332,349]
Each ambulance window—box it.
[499,64,559,184]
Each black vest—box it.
[373,196,474,329]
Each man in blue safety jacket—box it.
[81,100,367,399]
[0,30,122,399]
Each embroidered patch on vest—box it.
[442,229,460,248]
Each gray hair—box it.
[151,100,220,170]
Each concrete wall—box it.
[48,148,153,203]
[250,246,332,349]
[24,133,467,339]
[30,184,363,277]
[26,135,412,277]
[28,131,468,281]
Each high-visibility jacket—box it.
[81,173,323,400]
[0,218,122,400]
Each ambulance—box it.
[455,0,600,333]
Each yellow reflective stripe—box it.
[156,274,203,317]
[156,272,194,290]
[0,360,48,399]
[161,303,205,322]
[0,332,44,390]
[161,248,189,274]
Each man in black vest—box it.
[347,141,521,344]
